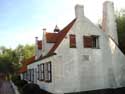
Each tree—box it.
[15,44,35,61]
[0,48,16,80]
[116,10,125,54]
[0,44,35,79]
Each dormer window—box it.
[69,34,76,48]
[83,35,99,48]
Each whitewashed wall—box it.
[28,18,125,94]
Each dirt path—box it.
[0,80,15,94]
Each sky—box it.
[0,0,124,49]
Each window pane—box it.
[47,62,52,82]
[48,63,51,71]
[84,36,93,48]
[41,64,44,80]
[70,34,76,48]
[44,63,48,81]
[92,36,99,48]
[37,65,40,80]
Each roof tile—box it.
[46,32,58,43]
[19,66,27,73]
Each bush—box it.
[22,83,52,94]
[12,75,28,88]
[22,83,41,94]
[15,80,28,88]
[11,75,21,83]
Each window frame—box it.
[47,62,52,82]
[83,36,93,48]
[40,63,44,81]
[31,69,34,82]
[37,64,40,80]
[37,62,52,83]
[69,34,76,48]
[83,35,99,49]
[92,35,99,49]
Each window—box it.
[84,36,93,48]
[23,72,27,80]
[46,62,52,82]
[41,64,44,81]
[92,36,99,48]
[31,69,34,82]
[28,69,34,82]
[37,62,52,82]
[38,64,44,81]
[44,62,52,82]
[22,73,25,80]
[28,69,32,81]
[69,34,76,48]
[38,65,40,80]
[84,35,99,48]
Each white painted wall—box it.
[108,38,125,87]
[53,16,108,93]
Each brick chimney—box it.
[102,1,118,44]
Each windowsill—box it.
[84,47,100,49]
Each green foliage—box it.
[0,44,35,74]
[0,48,15,74]
[116,11,125,54]
[15,44,35,61]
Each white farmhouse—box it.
[19,1,125,94]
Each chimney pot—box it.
[43,28,46,32]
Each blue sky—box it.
[0,0,124,49]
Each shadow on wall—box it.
[66,87,125,94]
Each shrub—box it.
[22,83,41,94]
[22,83,52,94]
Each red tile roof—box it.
[19,66,27,73]
[26,56,35,65]
[19,56,35,73]
[47,19,76,55]
[37,40,42,49]
[18,56,35,73]
[46,32,58,43]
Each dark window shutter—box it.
[84,36,93,48]
[70,34,76,48]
